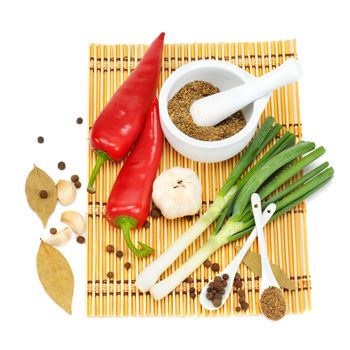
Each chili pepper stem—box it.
[116,217,154,258]
[87,151,110,194]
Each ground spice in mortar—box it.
[260,286,286,321]
[168,81,246,141]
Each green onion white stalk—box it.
[136,186,237,292]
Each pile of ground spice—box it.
[260,286,286,320]
[168,81,246,141]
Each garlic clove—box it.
[43,227,72,247]
[61,210,85,235]
[57,180,77,206]
[152,167,202,219]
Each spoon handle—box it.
[251,194,279,291]
[229,204,276,272]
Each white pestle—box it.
[190,58,302,127]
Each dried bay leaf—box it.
[25,165,57,227]
[37,240,74,314]
[234,244,295,290]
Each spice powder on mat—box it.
[168,81,246,141]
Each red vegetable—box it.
[87,32,165,193]
[106,98,163,257]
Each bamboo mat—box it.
[87,39,311,317]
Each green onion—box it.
[213,131,295,235]
[263,162,329,206]
[136,117,279,292]
[136,117,334,300]
[150,164,333,301]
[219,117,275,196]
[232,141,316,218]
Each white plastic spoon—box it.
[251,193,280,294]
[199,202,276,311]
[190,58,302,127]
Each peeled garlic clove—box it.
[57,180,76,206]
[61,210,85,235]
[43,227,72,247]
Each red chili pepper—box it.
[106,98,163,257]
[87,33,165,193]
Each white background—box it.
[0,0,349,349]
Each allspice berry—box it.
[211,263,220,272]
[203,259,212,268]
[74,181,82,189]
[58,161,66,170]
[116,250,123,258]
[233,279,243,288]
[77,236,86,244]
[150,208,162,218]
[39,190,48,199]
[222,273,229,280]
[143,221,150,229]
[71,175,79,182]
[240,302,249,311]
[106,245,115,253]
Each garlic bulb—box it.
[152,167,202,219]
[44,227,72,247]
[57,180,76,206]
[61,211,85,235]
